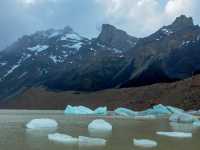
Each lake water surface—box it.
[0,110,199,150]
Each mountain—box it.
[0,23,137,100]
[118,15,200,87]
[0,14,200,102]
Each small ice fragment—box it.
[133,139,157,148]
[114,108,138,117]
[78,136,106,147]
[26,119,58,129]
[94,107,107,115]
[48,133,78,144]
[134,115,156,120]
[156,131,192,138]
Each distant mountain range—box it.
[0,15,200,101]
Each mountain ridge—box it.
[0,14,200,102]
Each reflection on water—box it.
[89,130,112,138]
[170,122,198,132]
[0,110,200,150]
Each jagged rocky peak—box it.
[62,26,74,34]
[97,24,138,51]
[170,15,194,30]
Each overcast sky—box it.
[0,0,200,50]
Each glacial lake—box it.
[0,110,200,150]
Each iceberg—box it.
[139,104,171,116]
[134,115,156,120]
[193,121,200,127]
[114,108,138,117]
[78,136,106,147]
[26,119,58,129]
[133,139,157,148]
[64,105,94,115]
[169,113,197,123]
[153,104,172,115]
[94,107,107,115]
[156,131,192,138]
[48,133,78,144]
[167,106,184,114]
[64,105,108,115]
[88,119,112,138]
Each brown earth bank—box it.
[1,74,200,111]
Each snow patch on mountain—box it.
[161,28,174,36]
[18,72,28,79]
[27,45,49,53]
[63,42,82,50]
[3,54,31,78]
[48,31,60,38]
[61,33,82,41]
[0,62,7,66]
[49,55,64,64]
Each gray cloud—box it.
[0,0,199,50]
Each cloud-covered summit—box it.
[0,0,199,49]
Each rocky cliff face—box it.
[0,15,200,101]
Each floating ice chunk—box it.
[156,131,192,138]
[152,104,171,115]
[88,119,112,132]
[48,133,78,144]
[78,136,106,147]
[114,108,138,117]
[193,121,200,127]
[133,139,157,148]
[134,115,156,120]
[26,119,58,129]
[167,106,184,114]
[94,107,107,115]
[64,105,94,115]
[169,113,197,123]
